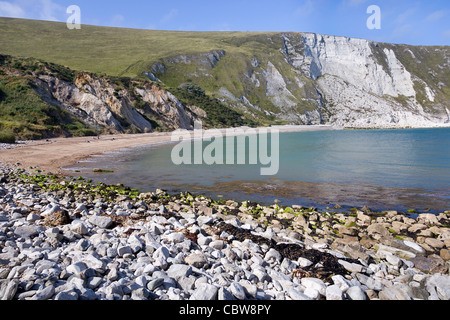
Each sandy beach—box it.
[0,125,338,173]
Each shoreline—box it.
[1,125,448,215]
[0,125,339,174]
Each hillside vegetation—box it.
[0,55,96,142]
[0,18,277,78]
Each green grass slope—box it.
[0,17,278,78]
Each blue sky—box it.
[0,0,449,45]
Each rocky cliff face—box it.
[32,71,198,134]
[153,32,450,128]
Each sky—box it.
[0,0,449,46]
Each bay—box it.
[67,128,450,213]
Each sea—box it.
[66,127,450,214]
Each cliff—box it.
[0,55,210,140]
[152,32,449,128]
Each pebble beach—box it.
[0,163,449,301]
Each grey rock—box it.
[265,248,282,262]
[33,285,55,300]
[131,288,152,300]
[301,277,327,296]
[426,273,450,300]
[197,216,213,225]
[287,288,311,300]
[117,245,133,257]
[379,284,413,300]
[253,267,271,283]
[346,286,367,300]
[27,213,40,222]
[410,255,448,274]
[332,274,352,291]
[218,287,236,300]
[147,278,165,291]
[365,277,385,291]
[304,287,320,300]
[14,225,40,238]
[167,264,192,280]
[229,282,247,300]
[88,215,113,229]
[1,279,19,300]
[190,283,218,300]
[178,276,196,292]
[281,258,296,273]
[82,254,106,271]
[338,260,364,273]
[71,222,89,235]
[197,236,212,246]
[153,246,170,260]
[298,257,314,268]
[326,285,344,300]
[75,238,91,251]
[209,240,225,250]
[79,288,98,300]
[66,261,88,277]
[159,205,168,214]
[185,253,208,268]
[54,291,78,300]
[105,282,124,297]
[403,240,425,254]
[41,203,61,216]
[86,277,103,289]
[167,232,185,244]
[239,280,257,298]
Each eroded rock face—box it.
[301,33,416,98]
[32,71,198,134]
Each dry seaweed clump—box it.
[43,210,72,227]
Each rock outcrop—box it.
[32,71,197,134]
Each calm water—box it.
[67,128,450,213]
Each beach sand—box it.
[0,125,338,173]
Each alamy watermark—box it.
[367,5,381,30]
[66,5,81,29]
[170,122,280,176]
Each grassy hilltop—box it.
[0,17,278,78]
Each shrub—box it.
[0,131,16,144]
[173,83,257,128]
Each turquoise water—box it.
[71,128,450,213]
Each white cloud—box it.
[160,9,178,24]
[394,7,416,24]
[294,0,315,16]
[425,10,447,22]
[39,0,64,21]
[342,0,368,7]
[0,1,26,18]
[0,0,65,21]
[110,14,125,27]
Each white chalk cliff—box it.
[275,33,449,127]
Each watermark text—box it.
[171,122,280,176]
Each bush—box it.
[173,83,257,128]
[0,131,16,144]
